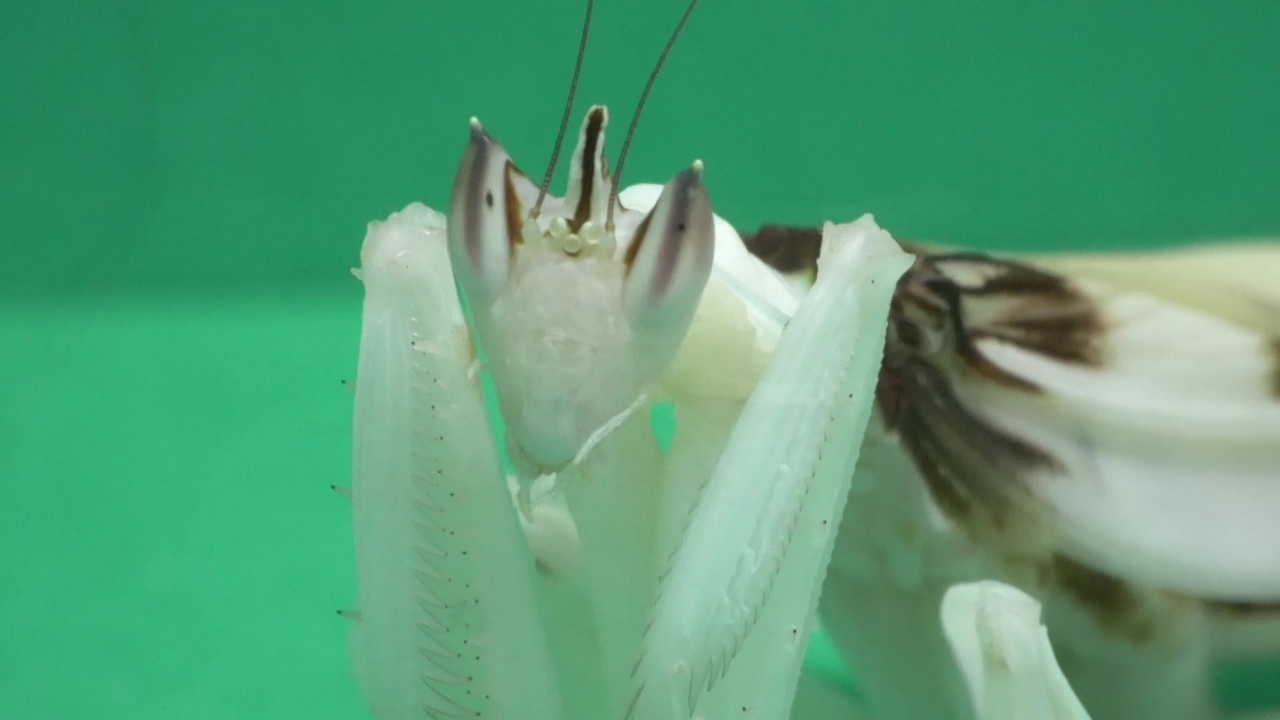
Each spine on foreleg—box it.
[627,217,912,720]
[349,204,565,719]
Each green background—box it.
[2,1,1278,718]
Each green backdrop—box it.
[2,1,1278,718]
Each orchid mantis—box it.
[347,101,915,720]
[341,2,1280,719]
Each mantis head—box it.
[446,106,714,474]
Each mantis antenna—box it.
[531,0,595,219]
[606,0,701,233]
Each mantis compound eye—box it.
[622,161,714,337]
[446,119,525,307]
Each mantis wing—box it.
[966,242,1280,602]
[743,229,1280,719]
[749,231,1280,600]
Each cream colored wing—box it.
[1024,241,1280,338]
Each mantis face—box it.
[446,107,713,473]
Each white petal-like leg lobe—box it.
[627,217,912,719]
[350,204,563,720]
[942,581,1093,720]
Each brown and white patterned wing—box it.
[746,227,1280,604]
[745,226,1280,720]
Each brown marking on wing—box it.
[875,255,1089,544]
[568,107,606,233]
[1205,599,1280,616]
[740,224,823,276]
[1053,555,1163,644]
[877,251,1109,401]
[882,354,1060,538]
[926,253,1108,368]
[975,302,1106,367]
[742,223,934,279]
[973,314,1104,367]
[873,360,903,427]
[897,258,1046,392]
[740,221,1105,368]
[748,237,1101,537]
[1269,337,1280,399]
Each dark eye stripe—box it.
[503,161,523,253]
[648,181,693,301]
[462,132,493,271]
[621,172,703,304]
[623,213,652,274]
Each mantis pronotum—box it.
[342,2,1280,719]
